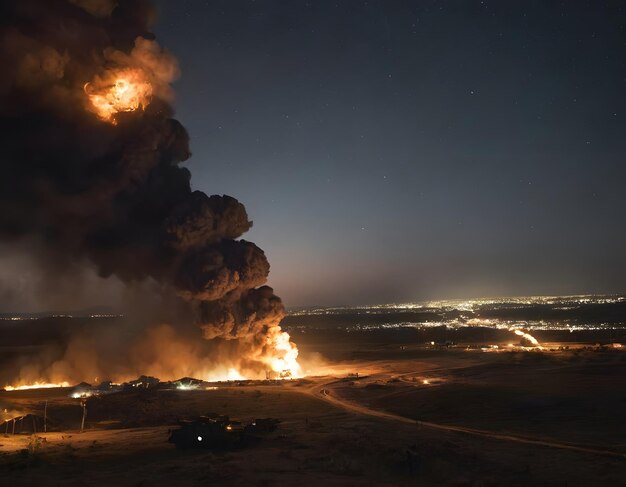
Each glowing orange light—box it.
[267,330,302,379]
[84,68,152,123]
[5,381,70,391]
[510,327,541,347]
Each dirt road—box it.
[304,376,626,460]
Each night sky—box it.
[152,1,626,306]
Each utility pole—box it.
[80,399,87,433]
[44,400,48,433]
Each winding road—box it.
[303,376,626,460]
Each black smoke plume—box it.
[0,0,299,384]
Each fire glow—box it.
[4,381,70,391]
[510,328,541,347]
[1,4,303,391]
[84,68,152,123]
[268,330,302,379]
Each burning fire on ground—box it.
[510,327,542,348]
[0,1,302,390]
[4,382,71,391]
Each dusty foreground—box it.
[1,346,626,486]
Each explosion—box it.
[267,329,302,378]
[84,69,153,123]
[0,0,301,386]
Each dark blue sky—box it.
[153,0,626,306]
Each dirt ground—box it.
[1,344,625,486]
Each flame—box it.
[4,381,70,391]
[84,68,152,123]
[267,329,302,379]
[225,368,245,381]
[3,328,303,387]
[202,330,302,382]
[206,367,246,382]
[510,328,541,347]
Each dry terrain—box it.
[1,342,625,486]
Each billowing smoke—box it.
[0,0,300,384]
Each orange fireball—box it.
[84,68,152,123]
